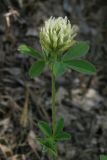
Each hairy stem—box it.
[51,71,56,134]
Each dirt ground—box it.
[0,0,107,160]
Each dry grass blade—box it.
[0,144,13,158]
[0,118,10,135]
[4,8,20,27]
[0,95,21,111]
[3,8,20,43]
[29,89,50,122]
[20,86,29,128]
[27,130,41,160]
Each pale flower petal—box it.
[40,17,79,55]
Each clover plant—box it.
[18,16,96,159]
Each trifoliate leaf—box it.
[64,59,96,75]
[18,44,41,58]
[29,60,45,77]
[63,42,89,60]
[38,121,52,137]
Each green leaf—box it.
[100,155,107,160]
[53,61,68,77]
[64,60,96,75]
[55,132,71,141]
[18,44,41,58]
[38,121,52,137]
[39,138,57,157]
[29,60,45,77]
[55,118,64,136]
[63,42,89,60]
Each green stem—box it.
[51,71,57,160]
[51,71,56,134]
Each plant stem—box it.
[51,71,57,160]
[51,71,56,134]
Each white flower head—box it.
[40,16,79,55]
